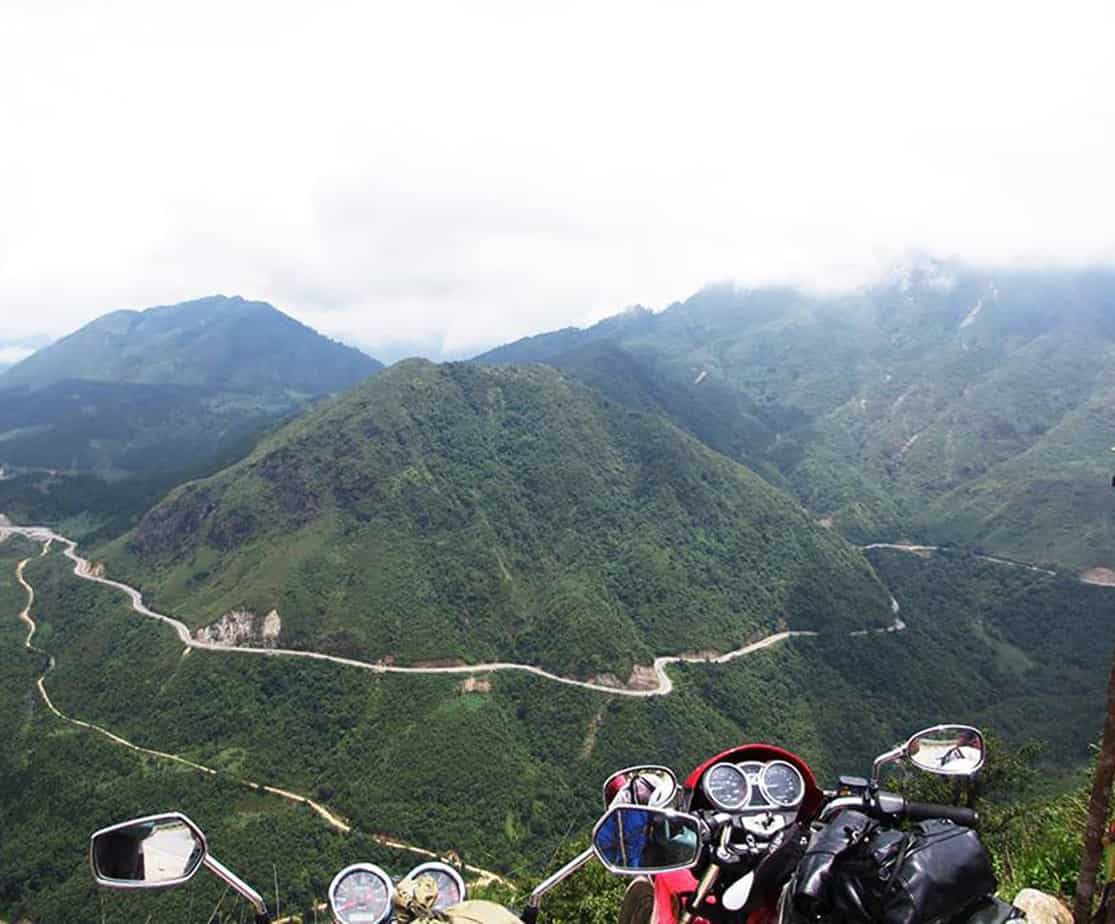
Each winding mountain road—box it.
[859,543,1076,580]
[1,524,903,697]
[7,536,512,889]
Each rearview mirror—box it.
[906,725,985,776]
[90,813,206,888]
[872,724,986,784]
[591,805,702,875]
[602,766,678,808]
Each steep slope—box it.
[476,265,1115,571]
[1,294,381,392]
[105,360,893,679]
[0,296,383,486]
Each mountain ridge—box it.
[475,264,1115,572]
[0,295,384,482]
[102,358,894,679]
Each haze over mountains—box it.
[478,262,1115,573]
[2,295,380,392]
[0,295,382,479]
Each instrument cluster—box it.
[328,861,465,924]
[699,759,806,812]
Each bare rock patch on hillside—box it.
[196,608,282,647]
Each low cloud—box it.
[3,1,1114,354]
[0,345,36,366]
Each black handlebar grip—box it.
[902,801,979,827]
[521,906,539,924]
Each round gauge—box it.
[404,862,466,910]
[759,760,806,808]
[701,762,752,811]
[328,863,394,924]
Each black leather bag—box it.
[870,819,998,924]
[793,810,875,917]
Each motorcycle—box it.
[524,724,1018,924]
[88,724,1012,924]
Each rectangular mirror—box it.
[90,812,207,889]
[591,805,702,875]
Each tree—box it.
[1074,655,1115,924]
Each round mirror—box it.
[90,812,207,888]
[602,766,678,808]
[591,806,702,875]
[906,725,985,776]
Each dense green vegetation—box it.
[2,272,1113,921]
[1,535,1109,921]
[101,360,892,678]
[477,265,1115,573]
[0,379,291,480]
[0,535,429,924]
[0,295,382,480]
[0,418,284,545]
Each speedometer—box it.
[701,762,752,811]
[759,760,805,808]
[403,862,466,910]
[328,863,394,924]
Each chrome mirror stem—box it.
[204,854,269,919]
[527,847,595,909]
[870,745,905,787]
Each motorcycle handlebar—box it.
[900,800,979,827]
[820,793,978,828]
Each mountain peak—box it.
[2,295,382,394]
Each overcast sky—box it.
[3,1,1114,362]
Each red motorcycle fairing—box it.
[652,744,822,924]
[653,872,782,924]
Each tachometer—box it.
[701,762,752,811]
[759,760,805,808]
[328,863,394,924]
[403,862,466,910]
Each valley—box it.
[1,281,1113,922]
[2,517,1110,921]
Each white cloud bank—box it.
[2,0,1114,358]
[0,345,35,366]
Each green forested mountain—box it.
[1,294,381,393]
[476,264,1115,572]
[2,275,1114,923]
[104,359,893,678]
[0,295,382,487]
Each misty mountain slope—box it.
[1,294,382,393]
[476,265,1115,570]
[103,360,893,679]
[0,379,291,477]
[0,296,383,486]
